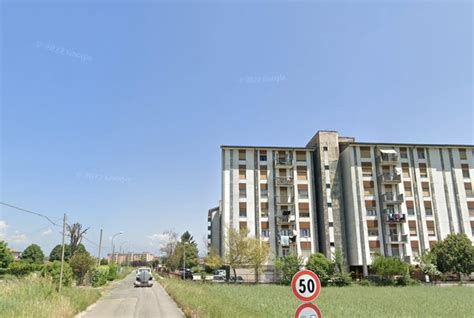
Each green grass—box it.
[159,278,474,318]
[0,276,101,318]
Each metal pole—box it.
[97,229,103,266]
[59,213,67,292]
[183,245,186,279]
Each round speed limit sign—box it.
[291,270,321,302]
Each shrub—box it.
[306,253,333,286]
[357,279,373,287]
[0,241,14,269]
[42,261,73,287]
[107,264,118,281]
[91,265,110,287]
[69,253,95,285]
[275,254,302,285]
[8,261,43,276]
[331,272,352,287]
[371,255,408,280]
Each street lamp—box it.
[111,231,124,264]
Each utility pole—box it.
[97,229,103,266]
[59,213,67,292]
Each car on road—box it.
[177,268,193,280]
[134,267,153,287]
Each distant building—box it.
[11,250,22,260]
[107,252,156,265]
[210,130,474,277]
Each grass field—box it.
[0,276,101,318]
[159,278,474,318]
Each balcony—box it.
[276,176,294,186]
[275,158,293,167]
[387,234,408,243]
[381,193,404,204]
[379,173,402,184]
[278,234,297,247]
[385,211,406,223]
[276,212,296,225]
[276,195,294,205]
[377,152,399,165]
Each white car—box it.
[134,267,153,287]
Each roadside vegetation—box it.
[0,222,132,317]
[160,277,474,317]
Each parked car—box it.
[213,269,226,277]
[134,267,153,287]
[212,275,226,283]
[229,276,244,284]
[178,268,194,280]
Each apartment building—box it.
[108,252,156,265]
[211,131,474,276]
[220,146,318,262]
[208,205,221,253]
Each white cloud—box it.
[0,220,8,239]
[42,229,53,236]
[9,231,28,243]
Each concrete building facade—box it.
[210,131,474,276]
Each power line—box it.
[0,202,61,227]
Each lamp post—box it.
[111,231,124,264]
[182,241,189,279]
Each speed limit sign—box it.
[294,303,322,318]
[291,270,321,302]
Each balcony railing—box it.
[276,195,294,205]
[275,158,293,166]
[379,173,402,184]
[276,176,294,186]
[381,193,404,204]
[276,213,296,224]
[378,153,399,165]
[387,234,408,243]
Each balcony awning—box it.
[380,149,397,154]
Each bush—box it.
[21,244,45,264]
[91,265,110,287]
[357,279,373,287]
[331,272,352,287]
[0,241,14,269]
[275,254,302,285]
[8,261,43,276]
[306,253,333,286]
[371,255,408,280]
[42,261,73,287]
[107,264,118,281]
[69,253,94,285]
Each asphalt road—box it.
[78,272,184,318]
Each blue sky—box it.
[0,0,472,256]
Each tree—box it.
[49,243,87,262]
[66,223,89,256]
[430,233,474,276]
[21,244,45,264]
[275,254,302,285]
[177,231,199,269]
[204,248,223,272]
[159,230,179,271]
[69,252,94,285]
[0,241,14,269]
[225,227,251,281]
[371,255,408,280]
[306,253,333,286]
[247,238,270,283]
[42,261,73,287]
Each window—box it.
[424,202,433,216]
[327,202,332,208]
[362,162,373,177]
[282,248,290,257]
[239,165,246,179]
[329,222,334,227]
[465,183,473,198]
[260,184,268,198]
[367,220,378,236]
[260,202,268,217]
[298,184,308,199]
[297,166,307,180]
[363,181,374,196]
[404,182,413,197]
[462,164,470,179]
[360,147,371,158]
[468,202,474,217]
[261,229,269,237]
[323,146,328,151]
[239,203,247,217]
[296,151,306,162]
[400,147,408,159]
[324,165,330,170]
[411,241,420,257]
[366,200,377,216]
[238,149,246,160]
[459,149,467,160]
[422,182,430,197]
[326,184,331,189]
[260,166,267,180]
[409,221,417,236]
[299,203,310,218]
[300,228,310,238]
[259,150,267,161]
[406,201,415,215]
[427,221,436,236]
[417,148,425,159]
[239,184,247,198]
[402,163,410,178]
[419,163,428,178]
[369,240,380,256]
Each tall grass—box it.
[160,278,474,318]
[0,275,101,318]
